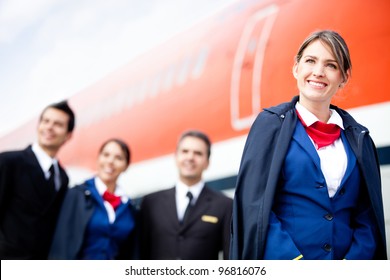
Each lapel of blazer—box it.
[339,132,357,187]
[24,146,66,208]
[54,162,69,204]
[292,121,321,170]
[24,146,57,201]
[180,185,213,231]
[294,123,358,186]
[86,178,104,205]
[57,162,69,190]
[165,187,181,228]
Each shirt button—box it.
[324,213,334,221]
[323,244,332,252]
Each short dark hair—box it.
[99,138,131,166]
[40,100,75,132]
[177,130,212,159]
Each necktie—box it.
[182,191,193,224]
[297,110,341,149]
[103,190,121,210]
[48,164,56,191]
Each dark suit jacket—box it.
[0,145,69,259]
[140,185,232,260]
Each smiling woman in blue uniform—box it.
[49,139,137,259]
[230,30,387,260]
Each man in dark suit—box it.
[140,130,232,260]
[0,100,75,259]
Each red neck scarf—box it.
[296,110,341,149]
[102,190,121,210]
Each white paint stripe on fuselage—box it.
[347,101,390,147]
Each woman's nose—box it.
[106,156,115,163]
[313,65,325,77]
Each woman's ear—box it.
[340,70,351,88]
[292,62,298,79]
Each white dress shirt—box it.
[32,142,60,190]
[175,180,204,221]
[94,177,129,224]
[296,103,348,197]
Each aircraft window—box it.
[78,47,210,128]
[191,46,209,79]
[136,78,149,104]
[112,89,127,114]
[101,98,114,121]
[176,55,191,86]
[150,73,162,98]
[162,64,175,92]
[84,103,102,126]
[78,108,90,126]
[124,85,136,108]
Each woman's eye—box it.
[115,155,125,161]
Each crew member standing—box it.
[140,130,232,259]
[0,100,75,259]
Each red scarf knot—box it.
[296,110,341,149]
[102,190,121,210]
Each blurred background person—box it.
[140,130,232,259]
[49,138,137,259]
[0,100,75,259]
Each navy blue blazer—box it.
[230,96,387,260]
[264,122,376,259]
[49,178,138,259]
[0,145,68,259]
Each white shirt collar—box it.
[296,102,344,130]
[176,179,204,204]
[94,176,129,203]
[32,142,58,173]
[94,177,129,224]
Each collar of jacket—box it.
[263,96,369,133]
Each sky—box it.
[0,0,236,137]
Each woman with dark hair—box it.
[230,30,387,260]
[49,138,137,259]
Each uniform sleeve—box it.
[49,187,91,259]
[345,131,387,259]
[230,111,293,259]
[230,114,272,259]
[222,197,233,259]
